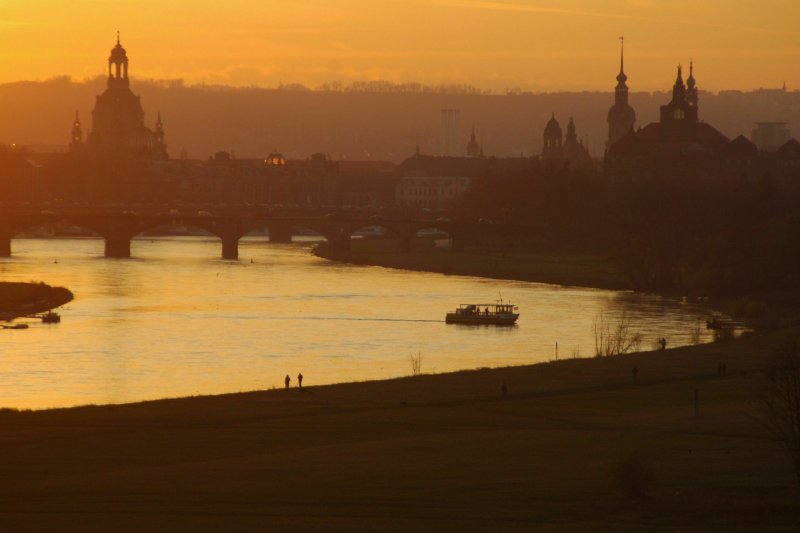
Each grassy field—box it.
[318,237,632,291]
[0,326,798,530]
[0,281,73,320]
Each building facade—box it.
[605,63,800,183]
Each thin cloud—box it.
[430,0,645,21]
[665,17,796,37]
[430,0,794,35]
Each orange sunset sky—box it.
[0,0,797,92]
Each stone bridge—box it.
[0,206,511,260]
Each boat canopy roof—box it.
[458,303,518,309]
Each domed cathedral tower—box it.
[542,113,563,158]
[607,37,636,149]
[659,64,699,128]
[88,34,167,160]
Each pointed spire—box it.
[74,111,80,126]
[616,36,628,84]
[117,30,121,46]
[467,124,480,157]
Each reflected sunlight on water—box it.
[0,236,728,409]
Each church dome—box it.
[687,62,696,89]
[265,151,286,166]
[544,114,562,137]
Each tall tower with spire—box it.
[466,126,481,157]
[659,64,698,127]
[607,37,636,149]
[686,61,698,108]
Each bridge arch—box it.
[347,221,406,239]
[0,215,103,257]
[338,220,414,253]
[266,222,333,244]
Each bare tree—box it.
[761,338,800,487]
[593,311,642,357]
[410,352,422,376]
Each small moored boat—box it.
[446,303,519,326]
[2,323,29,330]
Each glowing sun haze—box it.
[1,0,797,91]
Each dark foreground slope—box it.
[0,328,798,531]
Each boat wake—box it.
[259,316,443,323]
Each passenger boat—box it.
[42,311,61,324]
[446,303,519,326]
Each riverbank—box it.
[316,239,800,330]
[0,281,73,321]
[1,326,798,530]
[316,237,632,291]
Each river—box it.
[0,236,728,409]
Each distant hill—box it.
[1,77,798,162]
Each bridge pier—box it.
[104,237,131,258]
[268,222,293,243]
[0,235,10,257]
[329,236,351,259]
[221,236,239,260]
